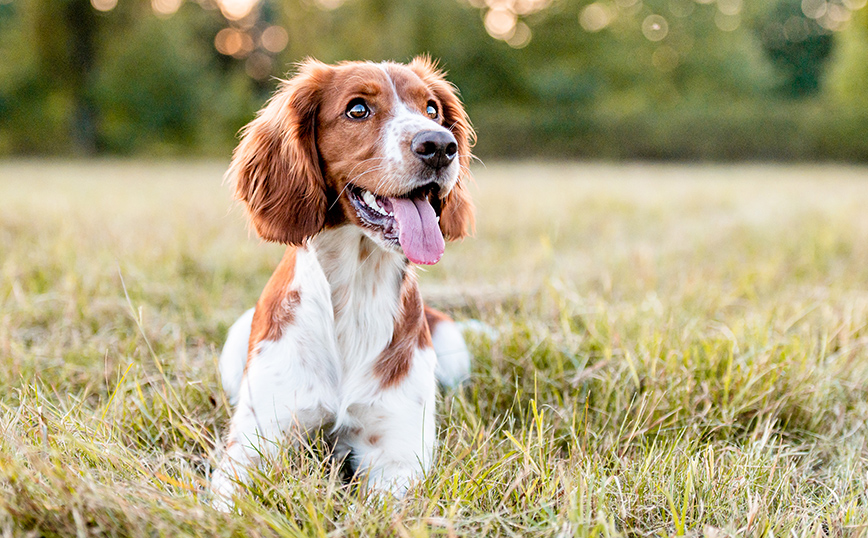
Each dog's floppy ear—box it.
[438,179,474,241]
[227,60,332,245]
[409,56,475,241]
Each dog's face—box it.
[227,57,474,265]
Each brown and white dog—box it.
[211,58,474,509]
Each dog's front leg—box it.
[211,248,339,511]
[210,348,335,510]
[344,346,438,498]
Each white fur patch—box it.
[432,320,472,388]
[376,63,459,195]
[219,307,254,406]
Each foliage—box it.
[827,5,868,109]
[0,0,867,159]
[96,17,209,151]
[755,0,834,97]
[3,161,868,534]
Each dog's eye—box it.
[426,101,438,119]
[346,99,370,120]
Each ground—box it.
[1,160,868,537]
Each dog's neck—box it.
[311,226,409,366]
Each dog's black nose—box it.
[412,130,458,170]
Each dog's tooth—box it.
[363,190,378,209]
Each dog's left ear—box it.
[409,56,476,241]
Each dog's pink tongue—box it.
[390,197,445,265]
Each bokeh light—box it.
[717,0,742,16]
[580,3,614,32]
[260,25,289,53]
[91,0,118,12]
[152,0,183,16]
[801,0,827,19]
[714,12,740,31]
[479,0,550,43]
[485,7,518,39]
[506,21,532,48]
[642,14,669,41]
[215,27,254,57]
[512,0,543,15]
[217,0,258,20]
[827,2,852,22]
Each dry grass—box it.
[2,160,868,536]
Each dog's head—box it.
[227,57,474,265]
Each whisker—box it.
[327,163,390,211]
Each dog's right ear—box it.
[226,60,332,245]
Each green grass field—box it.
[2,160,868,536]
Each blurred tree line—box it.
[0,0,866,160]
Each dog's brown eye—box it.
[346,99,370,120]
[426,101,438,119]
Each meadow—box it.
[2,160,868,536]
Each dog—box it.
[210,57,475,509]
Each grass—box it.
[2,160,868,536]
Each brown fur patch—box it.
[374,275,431,388]
[248,247,300,361]
[367,434,381,446]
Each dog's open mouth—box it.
[348,183,444,265]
